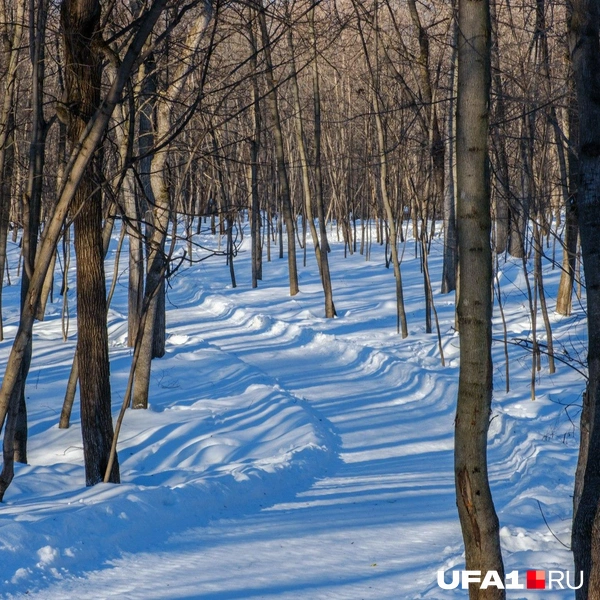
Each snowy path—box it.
[11,257,462,599]
[159,293,462,599]
[2,231,581,599]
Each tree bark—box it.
[353,0,408,337]
[310,8,336,318]
[255,0,298,296]
[455,0,505,595]
[442,6,458,294]
[556,81,579,316]
[248,18,262,288]
[61,0,119,486]
[14,0,53,464]
[569,0,600,596]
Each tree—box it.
[247,12,262,289]
[255,0,299,297]
[569,0,600,597]
[60,0,119,486]
[132,2,214,410]
[12,0,54,463]
[353,0,408,337]
[454,0,505,595]
[0,0,25,469]
[556,78,579,317]
[287,4,335,317]
[0,0,170,500]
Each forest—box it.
[0,0,598,598]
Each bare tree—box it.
[353,0,408,337]
[454,0,505,596]
[60,0,119,486]
[255,0,299,296]
[569,0,600,596]
[0,0,26,340]
[0,0,170,500]
[132,2,213,410]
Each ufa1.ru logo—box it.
[437,569,584,590]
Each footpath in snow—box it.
[0,223,585,599]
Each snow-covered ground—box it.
[0,219,585,599]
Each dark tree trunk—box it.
[489,0,510,255]
[569,0,600,597]
[247,12,262,289]
[0,114,14,344]
[13,0,53,465]
[442,10,458,294]
[61,0,119,486]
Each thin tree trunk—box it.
[133,50,157,345]
[132,5,213,409]
[556,82,579,316]
[455,0,505,594]
[61,0,119,487]
[0,113,14,345]
[59,354,78,429]
[353,1,408,337]
[255,0,298,296]
[310,8,336,318]
[442,10,458,294]
[248,15,262,288]
[287,27,322,270]
[533,222,555,374]
[489,0,510,255]
[0,0,25,344]
[14,0,53,463]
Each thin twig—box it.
[536,500,570,550]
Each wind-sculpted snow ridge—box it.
[0,318,339,596]
[0,225,588,599]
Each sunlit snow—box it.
[0,220,584,599]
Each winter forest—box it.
[0,0,598,598]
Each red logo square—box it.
[527,570,546,589]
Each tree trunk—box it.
[508,117,532,259]
[14,0,53,464]
[353,0,408,337]
[133,50,157,346]
[556,82,579,316]
[569,1,600,596]
[61,0,119,486]
[442,9,458,294]
[311,9,336,318]
[132,5,212,409]
[0,0,25,344]
[288,28,322,270]
[0,0,32,471]
[455,0,505,595]
[489,0,510,255]
[255,0,298,296]
[248,15,262,288]
[0,0,168,500]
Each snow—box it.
[0,220,585,599]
